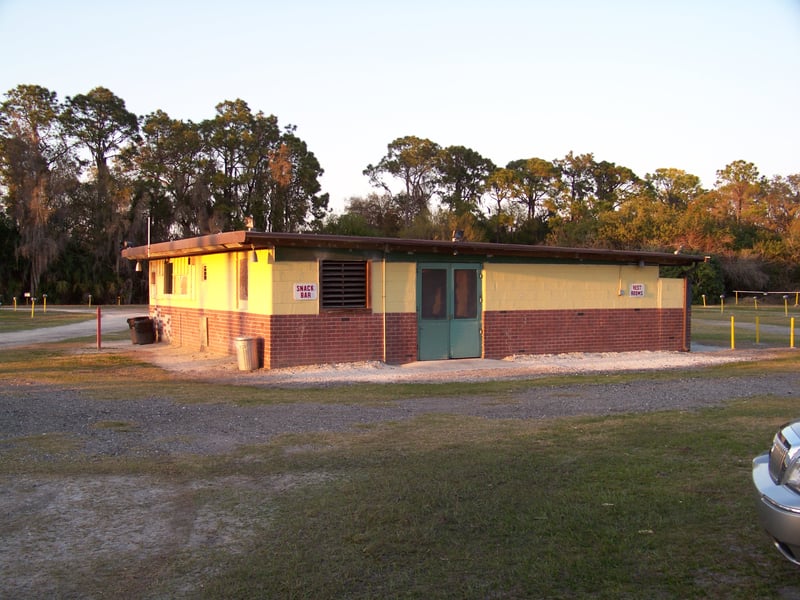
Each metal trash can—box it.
[127,317,155,345]
[234,336,259,371]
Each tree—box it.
[505,157,559,220]
[436,145,494,216]
[550,151,596,222]
[61,86,140,281]
[484,168,518,242]
[337,193,402,237]
[364,136,441,227]
[644,168,703,208]
[0,84,77,296]
[132,110,206,240]
[591,160,640,212]
[200,100,326,233]
[264,132,328,232]
[715,160,762,223]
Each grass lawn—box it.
[0,307,95,332]
[692,303,800,349]
[2,341,800,598]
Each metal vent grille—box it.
[320,260,367,309]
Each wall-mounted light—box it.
[250,245,258,263]
[135,261,142,272]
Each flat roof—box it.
[120,230,705,266]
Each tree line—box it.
[1,85,798,305]
[327,136,799,301]
[0,85,328,304]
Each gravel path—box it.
[2,353,798,458]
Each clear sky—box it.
[1,0,798,212]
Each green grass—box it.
[196,403,795,599]
[0,308,95,332]
[5,395,796,598]
[693,304,800,349]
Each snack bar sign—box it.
[294,283,317,300]
[629,283,645,298]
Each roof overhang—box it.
[120,230,706,267]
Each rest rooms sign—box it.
[294,283,317,300]
[629,283,645,297]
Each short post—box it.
[730,315,735,350]
[785,295,790,317]
[13,297,16,311]
[792,318,796,349]
[702,294,706,308]
[30,297,35,318]
[88,294,92,306]
[43,294,47,313]
[720,295,725,313]
[96,306,101,350]
[755,316,760,344]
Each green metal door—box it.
[417,263,482,360]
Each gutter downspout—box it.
[382,253,387,363]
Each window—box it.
[320,260,367,309]
[163,261,173,295]
[239,256,248,301]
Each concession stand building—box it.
[121,231,703,369]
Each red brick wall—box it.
[154,305,689,369]
[268,311,384,368]
[385,313,417,364]
[483,308,689,358]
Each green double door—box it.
[417,263,482,360]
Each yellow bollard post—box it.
[702,294,707,308]
[13,297,17,311]
[792,318,796,349]
[785,295,789,317]
[756,316,760,344]
[43,294,47,313]
[30,298,35,318]
[730,315,735,350]
[720,295,725,313]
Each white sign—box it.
[629,283,645,297]
[294,283,317,300]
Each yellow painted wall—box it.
[271,260,320,315]
[371,261,416,314]
[483,263,684,310]
[149,253,685,315]
[150,250,277,314]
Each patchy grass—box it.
[187,398,797,599]
[6,398,793,598]
[1,343,799,409]
[693,305,800,349]
[0,308,95,332]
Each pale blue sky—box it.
[1,0,798,212]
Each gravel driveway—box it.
[3,346,798,457]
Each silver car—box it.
[753,420,800,564]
